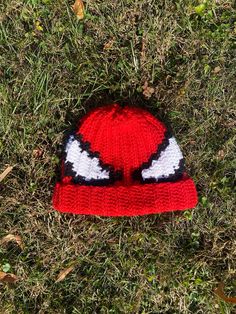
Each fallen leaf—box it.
[142,81,155,99]
[178,87,186,96]
[0,234,24,250]
[189,139,196,145]
[33,149,43,158]
[2,263,11,272]
[0,166,13,183]
[225,120,236,127]
[72,0,85,20]
[103,38,114,50]
[214,282,236,304]
[204,64,211,74]
[194,3,206,14]
[55,265,75,283]
[35,20,43,32]
[217,150,225,160]
[213,66,221,74]
[0,271,18,283]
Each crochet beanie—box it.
[53,104,198,216]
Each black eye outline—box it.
[132,130,185,184]
[63,133,122,186]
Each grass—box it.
[0,0,236,313]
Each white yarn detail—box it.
[141,137,183,181]
[65,135,110,181]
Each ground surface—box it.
[0,0,236,313]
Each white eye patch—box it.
[141,137,184,182]
[64,135,111,182]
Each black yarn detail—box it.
[136,159,185,184]
[70,169,123,186]
[64,133,123,186]
[132,130,185,184]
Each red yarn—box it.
[53,104,198,216]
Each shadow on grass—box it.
[64,90,175,138]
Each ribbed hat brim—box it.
[52,178,198,216]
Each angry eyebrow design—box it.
[132,131,185,183]
[63,134,122,186]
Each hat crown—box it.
[76,104,166,184]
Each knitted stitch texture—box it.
[53,104,198,216]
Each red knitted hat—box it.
[53,104,198,216]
